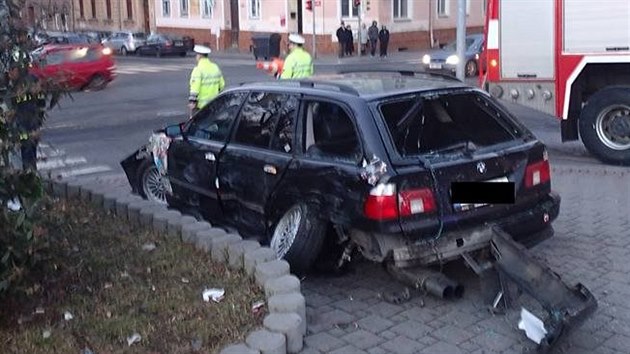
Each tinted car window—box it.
[304,101,361,163]
[133,33,146,39]
[379,92,521,157]
[233,92,297,149]
[44,50,70,65]
[187,92,247,141]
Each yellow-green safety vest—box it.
[280,47,314,79]
[189,58,225,109]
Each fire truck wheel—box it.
[579,87,630,166]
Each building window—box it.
[180,0,188,17]
[106,0,111,19]
[201,0,213,18]
[248,0,260,19]
[126,0,133,19]
[393,0,408,19]
[341,0,358,18]
[162,0,170,16]
[90,0,96,18]
[437,0,449,17]
[79,0,84,18]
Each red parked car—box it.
[30,44,116,91]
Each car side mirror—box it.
[165,124,183,137]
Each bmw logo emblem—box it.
[477,161,487,174]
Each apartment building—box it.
[152,0,486,55]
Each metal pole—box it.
[311,1,316,59]
[455,0,466,80]
[118,0,122,29]
[357,1,362,57]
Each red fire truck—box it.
[481,0,630,165]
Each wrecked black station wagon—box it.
[122,70,596,349]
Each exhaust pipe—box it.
[386,263,464,299]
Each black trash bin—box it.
[252,33,281,60]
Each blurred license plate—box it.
[452,176,509,212]
[429,63,442,69]
[174,41,183,46]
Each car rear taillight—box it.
[364,184,437,220]
[525,158,551,188]
[364,183,398,220]
[102,47,112,55]
[399,188,436,216]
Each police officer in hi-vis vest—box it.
[188,45,225,116]
[280,34,314,80]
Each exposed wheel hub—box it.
[595,105,630,150]
[609,113,630,138]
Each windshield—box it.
[443,38,476,52]
[378,91,524,157]
[133,33,146,39]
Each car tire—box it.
[179,51,187,57]
[156,49,162,58]
[269,203,326,274]
[465,60,478,77]
[579,87,630,165]
[85,74,108,91]
[138,159,168,205]
[121,46,128,56]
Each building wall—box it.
[153,0,487,55]
[24,0,73,31]
[73,0,147,32]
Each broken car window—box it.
[270,95,299,153]
[234,92,295,149]
[379,92,520,157]
[187,92,247,142]
[304,101,361,163]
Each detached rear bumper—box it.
[351,192,561,268]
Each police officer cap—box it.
[193,45,212,55]
[289,34,305,45]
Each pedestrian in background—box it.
[336,21,346,58]
[188,45,225,116]
[368,21,379,57]
[280,34,313,79]
[360,23,368,55]
[345,24,354,56]
[379,25,390,58]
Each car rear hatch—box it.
[373,89,552,237]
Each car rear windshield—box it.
[133,33,146,39]
[377,90,524,157]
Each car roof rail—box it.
[238,80,360,96]
[336,68,463,82]
[296,80,360,96]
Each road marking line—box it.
[37,156,87,170]
[59,165,112,178]
[37,149,65,159]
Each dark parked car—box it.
[136,34,191,57]
[123,70,562,274]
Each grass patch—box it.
[0,196,265,353]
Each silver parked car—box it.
[102,31,147,55]
[421,33,485,77]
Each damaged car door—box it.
[167,92,247,220]
[218,92,300,238]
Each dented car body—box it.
[121,71,596,349]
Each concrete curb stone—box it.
[268,293,307,335]
[255,260,291,288]
[244,248,277,277]
[195,228,227,252]
[182,221,213,244]
[263,313,303,353]
[228,240,262,270]
[210,234,243,262]
[264,275,301,298]
[220,343,260,354]
[45,176,308,354]
[246,329,286,354]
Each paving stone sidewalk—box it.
[300,166,630,354]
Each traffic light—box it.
[353,0,361,7]
[306,0,312,11]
